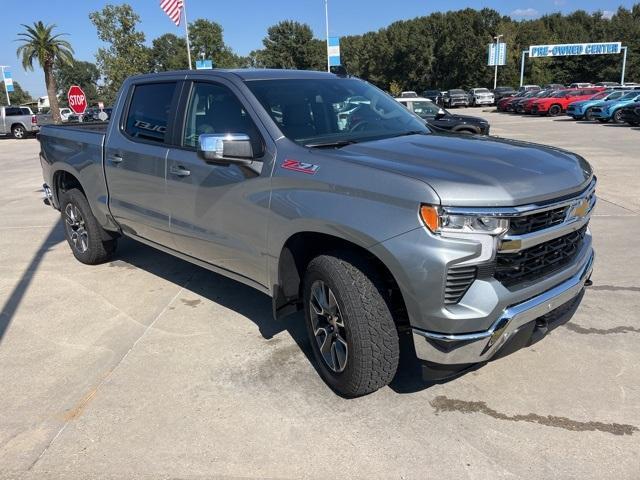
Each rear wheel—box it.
[59,188,117,265]
[11,125,25,139]
[303,253,399,397]
[548,104,562,117]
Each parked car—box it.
[517,84,541,93]
[39,69,595,397]
[467,88,494,107]
[421,89,443,105]
[516,89,556,114]
[442,89,469,108]
[591,91,640,123]
[566,90,628,120]
[492,86,516,102]
[0,105,39,139]
[59,108,73,122]
[505,91,538,112]
[595,82,620,87]
[543,83,565,90]
[569,83,594,88]
[619,102,640,126]
[399,91,419,98]
[496,91,526,111]
[530,88,604,116]
[395,96,490,134]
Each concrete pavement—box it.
[0,114,638,479]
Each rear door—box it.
[104,79,181,246]
[165,77,275,286]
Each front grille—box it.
[444,265,477,304]
[508,206,569,235]
[495,226,587,287]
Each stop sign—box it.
[67,85,87,114]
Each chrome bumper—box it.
[413,250,594,365]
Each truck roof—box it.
[129,69,339,83]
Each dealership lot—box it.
[1,114,639,479]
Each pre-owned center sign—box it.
[529,42,621,58]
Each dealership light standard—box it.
[493,34,503,90]
[324,0,330,72]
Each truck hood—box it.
[334,133,592,207]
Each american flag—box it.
[160,0,184,26]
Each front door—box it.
[104,81,180,246]
[165,80,273,286]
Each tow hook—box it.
[584,278,593,287]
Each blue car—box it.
[591,91,640,123]
[566,89,626,120]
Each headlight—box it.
[420,205,509,235]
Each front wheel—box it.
[59,188,117,264]
[612,110,624,124]
[548,105,562,117]
[303,253,399,397]
[583,108,594,121]
[11,125,26,139]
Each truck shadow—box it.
[111,237,584,396]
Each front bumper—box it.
[474,98,494,105]
[412,249,593,365]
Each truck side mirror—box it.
[435,109,447,120]
[198,133,255,165]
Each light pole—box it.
[0,65,10,105]
[493,35,503,90]
[324,0,330,72]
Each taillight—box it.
[31,115,37,125]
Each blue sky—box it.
[2,0,635,97]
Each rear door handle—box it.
[109,154,123,164]
[169,165,191,177]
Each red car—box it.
[496,92,525,111]
[530,87,604,116]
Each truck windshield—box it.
[246,78,428,146]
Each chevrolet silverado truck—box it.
[39,70,595,397]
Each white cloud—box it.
[510,8,540,18]
[602,10,615,19]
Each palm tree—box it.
[16,22,74,123]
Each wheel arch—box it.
[273,231,409,327]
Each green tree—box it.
[188,19,245,68]
[54,59,100,105]
[151,33,189,71]
[15,21,74,123]
[255,21,325,70]
[89,4,150,104]
[0,81,33,107]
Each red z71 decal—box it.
[281,159,320,175]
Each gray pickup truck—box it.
[1,105,40,138]
[39,69,595,397]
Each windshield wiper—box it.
[390,130,427,138]
[304,139,359,148]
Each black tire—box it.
[612,110,624,124]
[59,188,117,265]
[583,108,594,121]
[597,118,609,123]
[303,253,399,397]
[548,104,562,117]
[629,121,639,127]
[11,124,26,139]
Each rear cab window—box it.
[123,82,178,143]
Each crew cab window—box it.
[5,107,23,116]
[124,82,177,143]
[182,82,263,155]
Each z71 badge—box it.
[281,159,320,175]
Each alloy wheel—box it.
[12,126,24,139]
[64,203,89,253]
[309,280,348,373]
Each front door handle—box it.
[169,165,191,177]
[109,154,123,164]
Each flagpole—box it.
[182,0,193,69]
